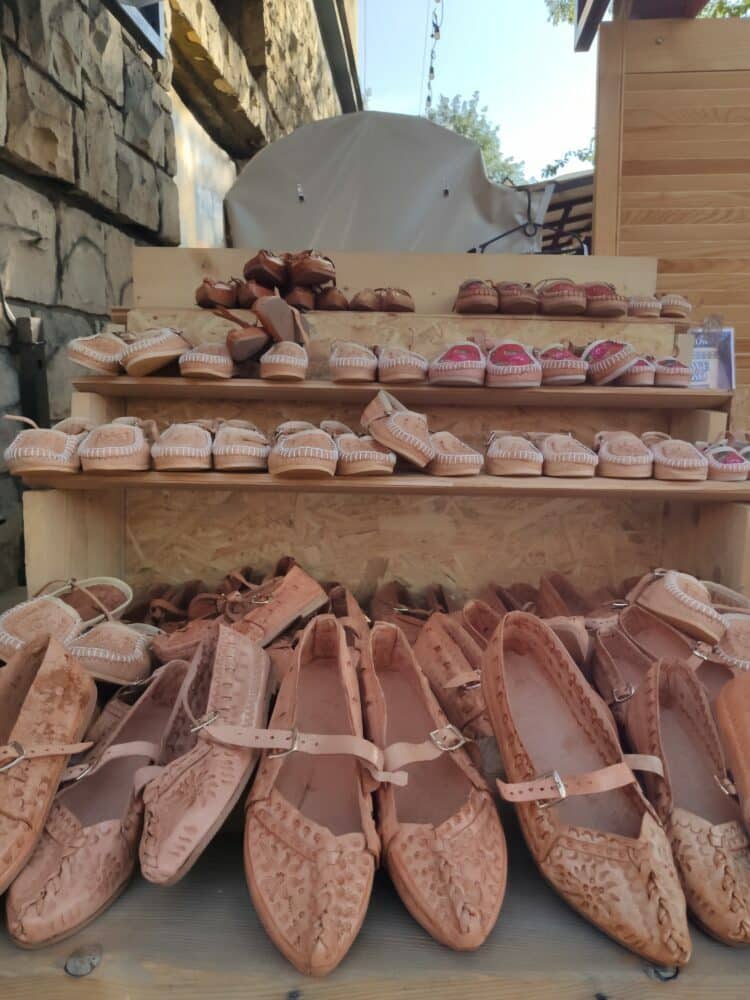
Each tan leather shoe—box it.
[67,331,126,374]
[628,570,726,645]
[212,420,270,471]
[268,421,338,478]
[6,660,189,946]
[232,563,328,647]
[288,249,336,287]
[178,342,235,380]
[595,431,653,480]
[370,580,450,644]
[243,249,287,287]
[3,416,94,475]
[412,613,492,743]
[0,638,96,894]
[626,661,750,946]
[329,341,378,382]
[375,345,428,384]
[362,622,506,950]
[244,616,381,976]
[140,625,271,885]
[79,416,156,472]
[426,431,483,477]
[151,421,214,471]
[65,622,156,685]
[260,342,309,381]
[361,390,435,468]
[195,277,240,309]
[120,328,190,376]
[482,612,691,967]
[536,571,619,628]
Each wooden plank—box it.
[593,20,626,253]
[622,191,750,209]
[664,503,750,593]
[131,249,658,311]
[627,70,750,91]
[624,91,750,111]
[624,123,750,143]
[5,825,750,1000]
[624,19,750,75]
[623,158,750,176]
[621,173,750,193]
[18,472,750,502]
[72,376,732,412]
[574,0,611,52]
[621,207,750,226]
[22,490,124,595]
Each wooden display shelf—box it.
[72,376,732,411]
[19,470,750,502]
[6,824,748,1000]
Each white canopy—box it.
[226,111,552,254]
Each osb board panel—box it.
[132,248,658,311]
[124,488,667,601]
[663,502,750,593]
[126,309,687,376]
[126,399,673,453]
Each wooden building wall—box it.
[593,17,750,384]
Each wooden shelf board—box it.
[5,821,748,1000]
[19,471,750,501]
[72,377,731,411]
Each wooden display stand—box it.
[10,249,750,995]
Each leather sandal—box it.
[426,431,483,476]
[285,286,315,311]
[698,440,750,482]
[361,390,435,468]
[67,332,126,374]
[361,622,507,950]
[329,341,377,382]
[642,432,708,481]
[658,293,692,320]
[0,638,97,894]
[6,659,189,946]
[370,580,449,644]
[268,421,338,478]
[243,250,287,288]
[237,279,275,309]
[377,287,414,312]
[628,569,727,644]
[140,625,271,885]
[179,342,235,380]
[595,431,653,479]
[195,277,240,309]
[244,615,382,976]
[260,341,309,381]
[79,416,156,472]
[428,342,486,386]
[716,671,750,834]
[151,421,214,471]
[584,282,627,318]
[626,661,750,945]
[485,431,543,477]
[495,281,538,315]
[482,612,691,966]
[375,345,428,384]
[3,416,95,475]
[536,571,617,625]
[316,287,349,310]
[120,328,190,377]
[453,279,498,315]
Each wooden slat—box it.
[18,472,750,502]
[593,20,626,253]
[621,173,750,193]
[624,123,750,143]
[624,91,750,111]
[623,158,750,176]
[71,376,733,411]
[627,70,750,91]
[624,19,750,75]
[622,191,750,209]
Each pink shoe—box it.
[616,356,655,386]
[584,282,627,318]
[428,342,486,386]
[485,342,541,388]
[536,278,586,316]
[536,344,588,385]
[582,339,638,385]
[699,440,750,481]
[654,357,691,388]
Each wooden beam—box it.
[575,0,612,53]
[630,0,710,16]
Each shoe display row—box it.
[2,561,750,972]
[6,407,750,482]
[330,338,693,388]
[454,278,692,320]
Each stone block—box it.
[157,170,181,246]
[57,205,135,315]
[116,140,159,232]
[42,307,99,419]
[164,112,177,176]
[0,472,22,592]
[11,0,86,99]
[78,83,120,210]
[5,49,76,183]
[123,45,166,164]
[85,0,125,106]
[0,176,56,305]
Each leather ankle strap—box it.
[0,739,94,773]
[497,753,663,805]
[63,739,160,782]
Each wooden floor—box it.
[4,815,748,1000]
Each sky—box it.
[358,0,598,182]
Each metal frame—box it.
[101,0,166,60]
[575,0,612,52]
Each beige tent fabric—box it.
[226,111,552,254]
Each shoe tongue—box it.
[490,343,531,364]
[585,340,621,362]
[441,343,480,363]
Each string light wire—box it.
[425,0,444,116]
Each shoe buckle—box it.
[189,711,218,733]
[0,741,25,773]
[653,568,667,578]
[714,774,737,798]
[608,600,629,610]
[461,679,482,691]
[250,595,273,605]
[537,770,567,810]
[692,642,713,662]
[74,757,97,782]
[429,724,470,752]
[269,727,299,758]
[611,682,635,705]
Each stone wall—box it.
[0,0,180,589]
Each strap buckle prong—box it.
[537,770,567,810]
[429,724,469,752]
[611,682,635,705]
[0,741,25,773]
[269,727,299,758]
[190,712,218,734]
